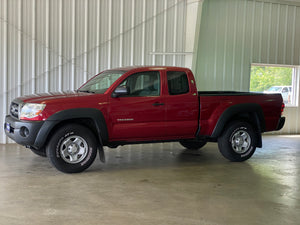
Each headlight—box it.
[20,103,46,120]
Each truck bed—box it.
[198,91,283,136]
[198,91,266,96]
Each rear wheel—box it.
[46,124,98,173]
[218,121,258,162]
[179,140,207,150]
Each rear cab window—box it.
[167,71,189,95]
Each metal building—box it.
[193,0,300,134]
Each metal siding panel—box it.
[289,6,297,65]
[224,2,234,91]
[162,0,167,65]
[122,0,132,67]
[100,0,109,70]
[277,5,288,64]
[172,0,178,66]
[155,0,164,65]
[49,0,63,91]
[130,0,135,65]
[111,0,121,68]
[213,3,222,90]
[238,0,248,90]
[145,0,154,65]
[61,0,71,90]
[17,0,23,96]
[141,0,146,65]
[152,0,157,65]
[235,0,246,91]
[133,0,142,65]
[94,0,101,74]
[36,0,48,93]
[74,0,87,89]
[0,0,8,143]
[252,1,262,64]
[294,7,300,65]
[220,1,229,90]
[87,0,98,77]
[176,0,186,66]
[7,0,19,103]
[261,2,271,64]
[165,0,175,66]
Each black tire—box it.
[218,121,258,162]
[179,140,207,150]
[46,124,98,173]
[30,148,47,157]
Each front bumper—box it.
[276,117,285,131]
[4,115,44,147]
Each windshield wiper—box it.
[77,90,95,93]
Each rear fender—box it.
[211,103,264,147]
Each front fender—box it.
[34,108,108,148]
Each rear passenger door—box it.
[164,71,199,139]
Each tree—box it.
[250,66,292,92]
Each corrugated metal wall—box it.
[0,0,200,143]
[194,0,300,134]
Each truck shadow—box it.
[88,142,237,172]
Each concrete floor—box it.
[0,135,299,225]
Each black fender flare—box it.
[33,108,108,149]
[211,103,265,147]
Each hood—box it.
[18,91,94,103]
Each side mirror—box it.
[112,86,129,98]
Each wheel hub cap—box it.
[68,144,79,154]
[231,130,251,154]
[235,137,243,146]
[60,135,88,164]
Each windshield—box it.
[78,70,125,94]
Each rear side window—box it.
[167,71,189,95]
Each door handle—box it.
[153,102,165,106]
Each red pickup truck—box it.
[4,66,285,173]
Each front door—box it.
[109,71,165,141]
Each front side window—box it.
[167,71,189,95]
[119,71,160,97]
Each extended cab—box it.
[4,66,285,173]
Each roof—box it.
[106,65,190,72]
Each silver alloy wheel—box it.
[231,130,251,154]
[60,135,88,164]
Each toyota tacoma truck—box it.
[4,66,285,173]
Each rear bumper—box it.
[4,115,44,148]
[276,117,285,131]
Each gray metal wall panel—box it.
[0,0,190,143]
[194,0,300,134]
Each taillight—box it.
[281,103,285,115]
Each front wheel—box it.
[46,124,98,173]
[218,121,258,162]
